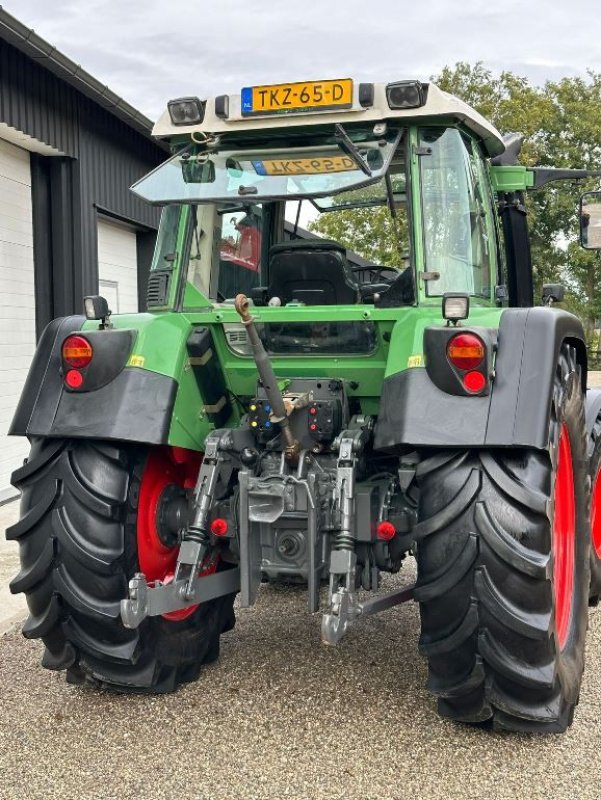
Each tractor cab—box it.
[132,80,505,324]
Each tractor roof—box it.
[152,81,505,158]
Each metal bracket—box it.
[121,567,241,629]
[321,582,416,645]
[322,418,416,645]
[322,428,365,643]
[175,429,232,599]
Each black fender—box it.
[10,316,177,445]
[373,307,587,451]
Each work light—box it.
[167,97,205,126]
[84,295,110,321]
[386,81,426,109]
[442,293,470,324]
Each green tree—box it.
[309,205,407,266]
[436,63,601,343]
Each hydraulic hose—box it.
[234,294,299,458]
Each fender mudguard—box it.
[374,307,587,451]
[10,316,177,445]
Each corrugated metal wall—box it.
[78,94,163,297]
[0,37,164,326]
[0,38,78,157]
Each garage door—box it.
[97,218,138,314]
[0,139,36,503]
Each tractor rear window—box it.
[130,126,402,205]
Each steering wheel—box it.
[351,264,402,284]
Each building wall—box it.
[0,38,78,158]
[0,34,166,499]
[0,138,36,499]
[0,36,164,332]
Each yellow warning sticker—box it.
[128,354,145,368]
[407,354,423,368]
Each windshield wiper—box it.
[334,124,372,177]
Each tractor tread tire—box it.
[415,344,590,733]
[589,417,601,604]
[9,438,236,693]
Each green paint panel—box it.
[86,303,504,450]
[490,165,535,192]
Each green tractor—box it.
[7,78,601,732]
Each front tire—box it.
[414,344,590,732]
[7,439,236,693]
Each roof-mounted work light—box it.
[386,80,426,109]
[167,97,205,126]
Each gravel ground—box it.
[3,374,601,800]
[1,571,601,800]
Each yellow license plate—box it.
[252,155,356,176]
[241,79,353,116]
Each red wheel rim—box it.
[552,423,576,650]
[137,447,217,621]
[591,469,601,560]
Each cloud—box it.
[4,0,598,120]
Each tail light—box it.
[424,326,494,397]
[463,371,487,393]
[447,333,485,371]
[65,369,84,389]
[62,335,93,368]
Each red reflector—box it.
[309,407,317,416]
[377,521,396,541]
[62,335,93,368]
[447,333,485,370]
[65,369,83,389]
[463,370,487,393]
[210,518,228,537]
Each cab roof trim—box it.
[152,82,505,158]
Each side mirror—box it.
[542,284,565,306]
[580,191,601,249]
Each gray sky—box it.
[4,0,597,121]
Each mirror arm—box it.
[530,168,601,190]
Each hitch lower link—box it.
[321,424,415,645]
[120,431,240,629]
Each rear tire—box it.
[414,344,590,732]
[588,419,601,604]
[7,439,236,693]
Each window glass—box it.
[223,320,377,355]
[151,204,182,270]
[131,126,402,205]
[283,147,411,298]
[419,128,492,298]
[186,203,266,301]
[218,206,264,299]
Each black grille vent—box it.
[146,270,171,307]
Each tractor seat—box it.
[266,239,360,306]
